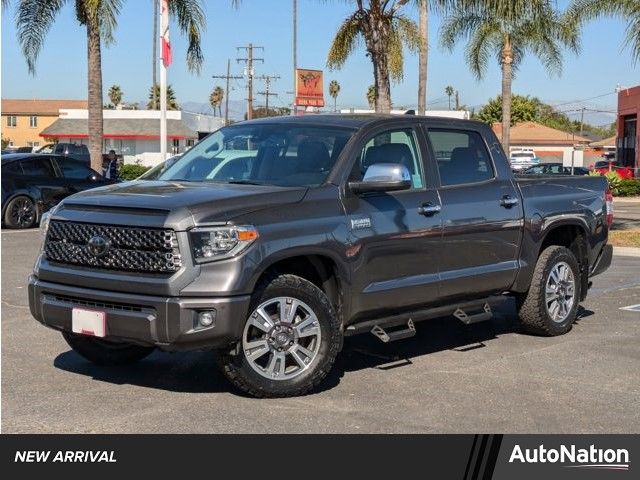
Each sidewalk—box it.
[613,196,640,204]
[613,246,640,257]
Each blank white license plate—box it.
[72,308,106,337]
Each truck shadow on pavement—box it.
[52,302,593,396]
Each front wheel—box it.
[517,245,581,336]
[218,274,341,398]
[62,332,155,366]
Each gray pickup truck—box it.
[29,115,613,397]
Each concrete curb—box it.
[613,246,640,257]
[613,197,640,204]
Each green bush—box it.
[615,179,640,197]
[119,164,151,180]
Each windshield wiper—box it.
[226,180,265,186]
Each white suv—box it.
[510,149,540,171]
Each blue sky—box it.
[1,0,638,125]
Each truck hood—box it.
[63,180,308,226]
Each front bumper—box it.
[28,275,250,351]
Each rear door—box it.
[341,123,442,318]
[426,127,523,301]
[19,156,69,211]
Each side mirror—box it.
[348,163,412,194]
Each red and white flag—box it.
[160,0,172,67]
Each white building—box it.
[40,109,224,166]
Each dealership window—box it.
[29,115,38,128]
[7,115,17,127]
[172,139,180,154]
[186,139,195,148]
[26,141,40,147]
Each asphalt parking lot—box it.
[2,228,639,433]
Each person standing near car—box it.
[103,150,118,179]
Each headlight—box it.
[40,203,61,238]
[189,225,259,263]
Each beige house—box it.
[1,98,88,148]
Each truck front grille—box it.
[44,220,182,273]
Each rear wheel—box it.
[517,246,581,336]
[218,274,341,398]
[62,332,155,366]
[4,196,36,229]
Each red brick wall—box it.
[617,86,639,173]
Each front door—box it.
[426,127,522,301]
[342,126,442,320]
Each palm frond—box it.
[439,10,488,51]
[394,14,421,53]
[387,24,405,81]
[465,20,500,79]
[169,0,206,73]
[16,0,67,74]
[327,14,362,70]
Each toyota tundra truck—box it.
[29,115,613,397]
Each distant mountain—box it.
[130,99,246,121]
[181,100,246,121]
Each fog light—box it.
[198,310,216,328]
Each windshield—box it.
[159,123,354,187]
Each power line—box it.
[256,74,281,112]
[551,91,616,108]
[211,59,244,125]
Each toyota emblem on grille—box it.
[87,235,111,258]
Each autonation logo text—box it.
[509,444,630,471]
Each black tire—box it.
[218,274,341,398]
[62,331,155,366]
[517,246,582,336]
[4,195,36,229]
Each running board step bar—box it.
[371,319,416,343]
[453,303,492,325]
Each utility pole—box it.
[152,0,158,108]
[292,0,298,116]
[237,43,264,120]
[257,75,281,114]
[212,59,243,126]
[455,90,460,110]
[579,107,586,137]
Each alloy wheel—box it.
[545,261,576,323]
[242,297,322,380]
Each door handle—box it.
[419,202,441,216]
[500,195,519,208]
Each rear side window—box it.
[20,158,57,177]
[60,159,95,179]
[428,129,494,186]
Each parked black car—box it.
[1,153,114,229]
[521,163,590,175]
[29,115,612,397]
[37,143,91,164]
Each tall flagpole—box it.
[159,0,170,160]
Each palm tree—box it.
[445,85,455,109]
[366,85,377,109]
[329,80,341,112]
[566,0,640,63]
[327,0,420,113]
[417,0,429,115]
[108,84,123,108]
[17,0,206,172]
[209,86,224,116]
[148,84,179,110]
[440,0,579,153]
